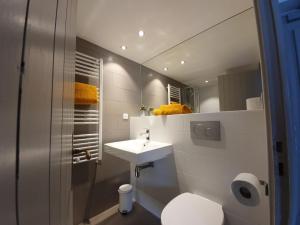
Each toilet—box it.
[161,193,224,225]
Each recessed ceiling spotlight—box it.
[181,60,185,65]
[121,45,127,50]
[164,67,168,71]
[205,80,209,83]
[139,30,144,37]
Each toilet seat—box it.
[161,193,224,225]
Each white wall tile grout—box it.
[130,110,270,225]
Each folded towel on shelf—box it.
[153,103,192,116]
[75,82,98,105]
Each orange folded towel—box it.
[75,82,98,105]
[153,103,192,116]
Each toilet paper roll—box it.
[231,173,261,207]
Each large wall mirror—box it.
[141,8,262,113]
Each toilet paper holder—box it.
[231,173,269,207]
[259,180,269,196]
[239,180,269,197]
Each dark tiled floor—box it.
[97,204,161,225]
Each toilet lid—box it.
[161,193,224,225]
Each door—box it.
[0,0,76,225]
[0,1,28,225]
[273,1,300,225]
[255,0,300,225]
[18,0,76,225]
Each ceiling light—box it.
[121,45,127,50]
[139,30,144,37]
[181,60,185,65]
[164,67,168,71]
[205,80,209,83]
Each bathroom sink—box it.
[104,139,173,164]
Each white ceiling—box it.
[77,0,254,64]
[144,8,260,87]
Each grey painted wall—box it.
[74,38,185,224]
[218,68,262,111]
[198,84,220,113]
[74,38,139,224]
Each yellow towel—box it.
[153,103,192,116]
[75,82,98,105]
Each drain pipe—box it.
[135,162,154,178]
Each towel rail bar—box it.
[75,109,98,113]
[73,122,99,125]
[75,55,100,66]
[76,51,100,62]
[73,156,99,164]
[73,149,99,155]
[73,145,99,151]
[73,117,99,121]
[73,141,99,147]
[73,133,98,138]
[73,152,99,157]
[73,137,99,143]
[76,64,99,72]
[75,72,99,79]
[76,67,99,76]
[74,114,98,117]
[76,59,100,69]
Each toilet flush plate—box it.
[190,121,221,141]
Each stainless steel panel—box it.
[190,121,221,141]
[61,0,76,224]
[0,1,27,225]
[50,0,69,224]
[18,0,58,224]
[18,0,76,224]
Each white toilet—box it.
[161,193,224,225]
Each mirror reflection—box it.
[141,8,262,113]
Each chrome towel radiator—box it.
[72,51,103,164]
[167,84,181,104]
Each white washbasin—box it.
[104,139,173,164]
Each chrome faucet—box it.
[140,128,150,141]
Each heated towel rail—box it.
[167,84,181,104]
[72,51,103,164]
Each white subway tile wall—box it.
[130,110,269,225]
